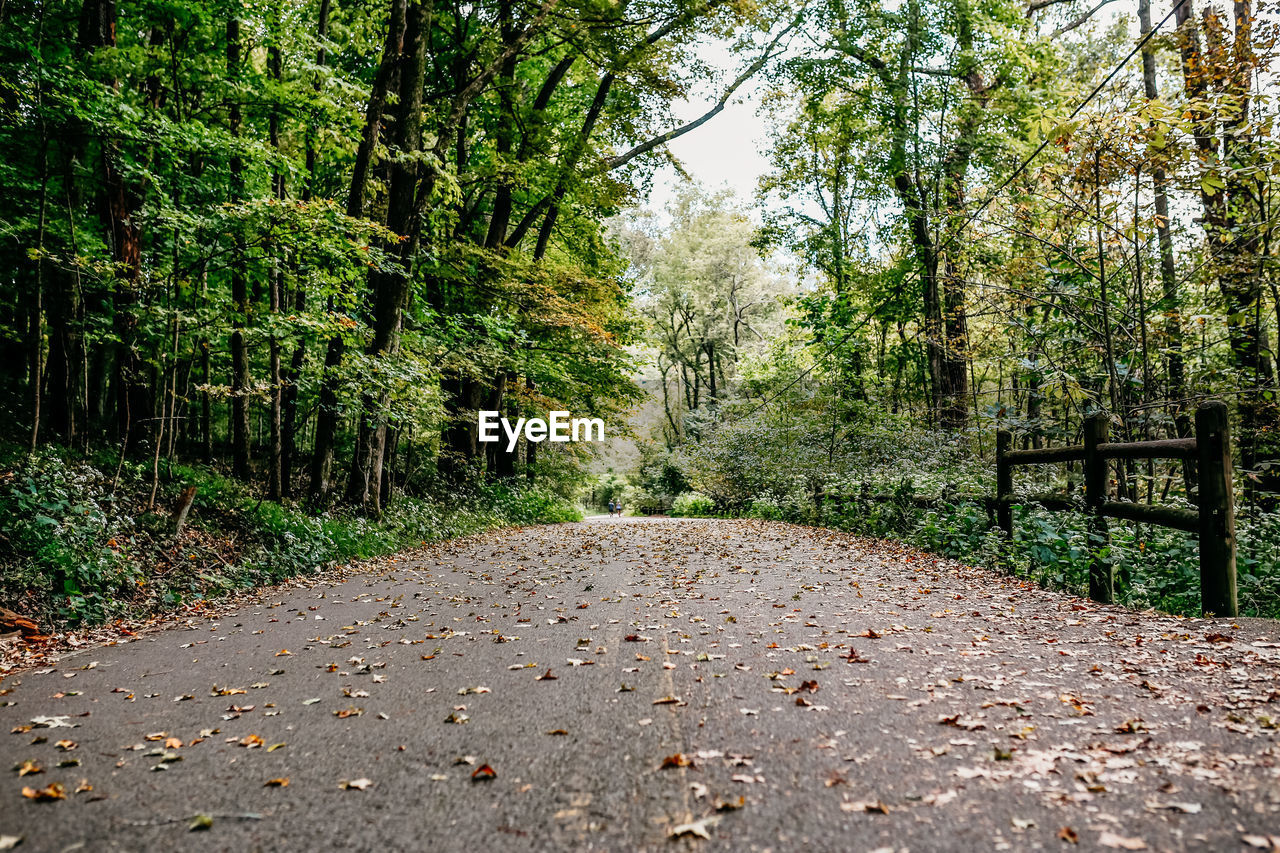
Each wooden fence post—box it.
[1084,412,1113,604]
[1196,401,1237,617]
[996,429,1013,540]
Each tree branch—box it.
[603,16,800,170]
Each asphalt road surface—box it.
[1,518,1278,852]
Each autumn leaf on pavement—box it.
[188,814,212,832]
[20,782,65,802]
[471,764,496,781]
[264,777,289,787]
[239,734,264,748]
[1098,832,1147,850]
[660,753,693,769]
[339,778,372,791]
[536,669,557,681]
[652,695,681,705]
[275,649,292,657]
[840,799,889,814]
[15,760,40,777]
[54,740,76,751]
[670,816,719,840]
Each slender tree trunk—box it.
[227,15,252,479]
[346,0,427,512]
[310,0,408,503]
[266,39,285,501]
[1139,0,1188,442]
[283,0,329,497]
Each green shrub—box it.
[622,485,667,515]
[671,491,715,517]
[0,450,141,624]
[0,442,583,628]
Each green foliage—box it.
[0,444,579,628]
[670,491,715,517]
[0,449,139,624]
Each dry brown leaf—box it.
[20,782,65,802]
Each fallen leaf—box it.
[264,777,289,787]
[29,716,74,729]
[0,835,21,849]
[840,799,889,814]
[536,669,557,681]
[661,753,693,769]
[1058,827,1079,844]
[339,778,372,791]
[189,814,212,832]
[652,695,682,705]
[670,816,720,840]
[715,796,746,812]
[15,760,41,777]
[1098,832,1147,850]
[20,782,65,802]
[239,734,264,748]
[471,764,496,781]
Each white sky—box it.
[643,41,775,216]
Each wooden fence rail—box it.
[996,400,1237,617]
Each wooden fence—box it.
[996,400,1237,617]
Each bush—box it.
[0,442,582,629]
[622,485,667,515]
[671,491,715,517]
[0,450,141,624]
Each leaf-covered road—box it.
[1,518,1278,852]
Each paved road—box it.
[1,518,1278,852]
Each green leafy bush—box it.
[0,450,140,623]
[671,491,715,517]
[0,443,581,629]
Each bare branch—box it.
[604,15,801,170]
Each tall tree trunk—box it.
[266,37,285,501]
[227,14,252,479]
[1139,0,1188,441]
[310,0,408,503]
[283,0,330,497]
[346,0,427,512]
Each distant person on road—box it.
[607,500,616,517]
[615,501,623,517]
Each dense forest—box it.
[2,0,1279,626]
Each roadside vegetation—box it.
[0,442,578,627]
